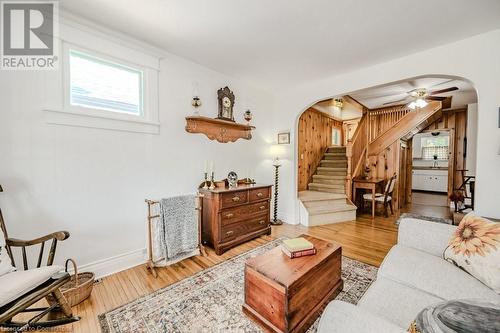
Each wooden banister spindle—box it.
[47,239,58,266]
[21,246,28,270]
[37,241,45,268]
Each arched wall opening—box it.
[293,74,478,225]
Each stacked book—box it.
[281,237,317,258]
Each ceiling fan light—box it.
[415,98,428,108]
[408,101,417,109]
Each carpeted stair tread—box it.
[298,190,346,202]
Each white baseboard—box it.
[278,210,298,225]
[74,248,147,279]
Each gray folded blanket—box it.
[159,194,199,261]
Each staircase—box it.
[299,146,357,226]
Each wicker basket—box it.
[47,259,94,307]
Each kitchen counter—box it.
[412,166,449,171]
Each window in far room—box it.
[332,128,341,146]
[421,135,449,160]
[69,50,143,116]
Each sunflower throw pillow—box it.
[444,212,500,293]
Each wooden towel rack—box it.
[145,194,207,278]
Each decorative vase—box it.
[244,110,252,124]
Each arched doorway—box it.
[296,75,478,224]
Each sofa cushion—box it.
[444,213,500,293]
[0,265,62,307]
[357,277,442,328]
[317,300,404,333]
[0,227,15,277]
[379,245,499,302]
[398,217,456,257]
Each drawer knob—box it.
[225,213,234,218]
[225,230,234,236]
[232,196,240,202]
[256,192,264,197]
[259,220,265,225]
[259,205,265,210]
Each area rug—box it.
[395,212,452,225]
[99,238,377,333]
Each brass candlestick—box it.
[209,172,215,190]
[202,172,209,189]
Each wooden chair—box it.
[363,174,397,217]
[0,185,79,332]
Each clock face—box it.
[222,96,231,108]
[228,171,238,187]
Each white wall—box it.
[0,20,277,277]
[466,103,478,175]
[274,29,500,222]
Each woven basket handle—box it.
[65,258,79,286]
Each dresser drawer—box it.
[221,215,269,241]
[249,187,271,202]
[221,201,269,226]
[221,191,248,208]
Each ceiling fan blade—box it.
[428,79,454,89]
[426,96,446,101]
[383,98,408,106]
[429,87,458,95]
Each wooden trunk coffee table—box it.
[242,235,343,333]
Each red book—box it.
[281,246,317,258]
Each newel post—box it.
[346,140,353,201]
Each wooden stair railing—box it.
[368,105,413,142]
[368,101,442,156]
[346,113,368,200]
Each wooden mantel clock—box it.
[185,86,255,143]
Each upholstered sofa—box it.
[318,217,500,332]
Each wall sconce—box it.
[192,96,202,108]
[191,81,202,115]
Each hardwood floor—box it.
[18,204,450,333]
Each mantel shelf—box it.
[185,116,255,143]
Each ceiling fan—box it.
[383,86,458,109]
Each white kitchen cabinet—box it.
[412,169,448,192]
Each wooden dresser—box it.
[199,184,272,255]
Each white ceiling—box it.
[313,99,363,120]
[348,77,477,109]
[60,0,500,88]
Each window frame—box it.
[63,44,152,124]
[43,23,160,135]
[331,127,341,146]
[67,49,145,117]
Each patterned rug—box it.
[395,212,452,225]
[99,238,377,333]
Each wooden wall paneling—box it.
[297,108,343,191]
[367,141,400,213]
[398,141,408,208]
[448,128,456,206]
[422,108,467,201]
[454,111,467,190]
[405,139,413,204]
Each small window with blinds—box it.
[69,50,143,115]
[422,146,448,160]
[421,135,449,160]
